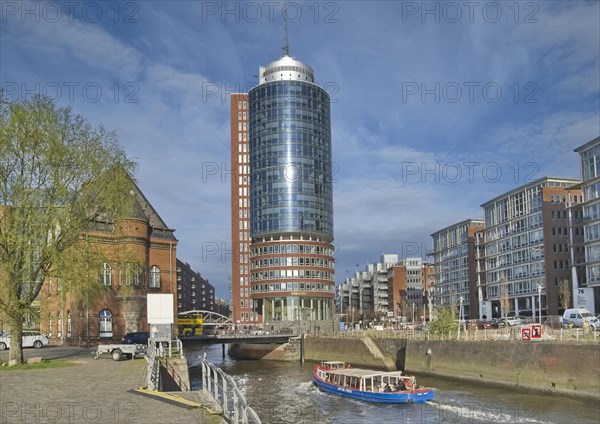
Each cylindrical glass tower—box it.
[249,55,334,326]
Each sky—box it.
[2,0,599,299]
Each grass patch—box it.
[0,359,75,371]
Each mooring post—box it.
[222,343,225,358]
[300,332,305,364]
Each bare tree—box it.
[558,278,572,311]
[500,278,512,319]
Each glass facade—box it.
[577,138,600,288]
[263,296,332,321]
[249,80,333,241]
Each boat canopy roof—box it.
[324,367,405,379]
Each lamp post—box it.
[411,302,415,323]
[537,283,542,324]
[457,296,464,340]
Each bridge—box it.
[177,310,297,345]
[178,310,232,326]
[179,334,295,345]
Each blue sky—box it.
[2,1,599,298]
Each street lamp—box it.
[457,296,464,340]
[537,283,542,324]
[411,302,415,323]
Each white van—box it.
[562,308,595,327]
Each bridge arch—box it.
[178,310,233,326]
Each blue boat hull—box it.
[312,375,434,404]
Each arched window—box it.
[99,309,113,338]
[99,263,112,286]
[149,265,161,288]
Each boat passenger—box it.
[398,379,407,391]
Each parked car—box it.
[543,316,564,330]
[477,320,496,329]
[414,323,429,331]
[0,330,49,350]
[121,332,150,345]
[497,317,522,327]
[590,318,600,331]
[562,308,595,328]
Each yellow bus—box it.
[177,313,203,337]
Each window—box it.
[149,266,161,288]
[57,313,63,338]
[67,312,72,338]
[99,309,113,338]
[126,263,140,286]
[99,263,112,286]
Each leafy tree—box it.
[0,95,136,364]
[428,307,458,335]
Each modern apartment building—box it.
[387,258,434,322]
[338,254,399,319]
[480,177,584,317]
[176,259,215,313]
[230,93,254,324]
[230,53,335,329]
[431,219,485,320]
[574,136,600,312]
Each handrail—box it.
[199,354,261,424]
[146,339,185,391]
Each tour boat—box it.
[312,361,434,404]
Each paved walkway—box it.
[0,347,225,423]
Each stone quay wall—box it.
[229,336,600,400]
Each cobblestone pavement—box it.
[0,347,224,424]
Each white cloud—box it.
[3,0,598,297]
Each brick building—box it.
[387,258,433,322]
[176,259,215,313]
[480,177,584,317]
[40,178,178,345]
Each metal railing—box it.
[146,342,161,391]
[199,354,261,424]
[146,339,185,391]
[329,326,600,343]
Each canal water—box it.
[185,345,599,424]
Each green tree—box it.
[0,95,136,364]
[428,307,458,336]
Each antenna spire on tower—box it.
[282,1,290,56]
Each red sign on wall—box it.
[521,327,531,341]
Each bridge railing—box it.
[199,354,261,424]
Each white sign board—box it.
[147,294,174,324]
[479,301,492,320]
[574,288,596,315]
